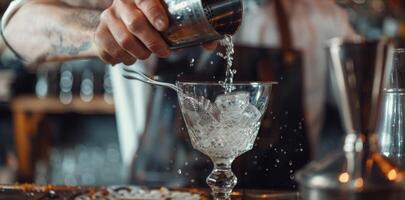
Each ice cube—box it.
[242,104,262,123]
[215,92,250,114]
[180,95,221,121]
[180,95,199,111]
[182,110,200,128]
[198,96,221,121]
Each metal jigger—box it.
[296,38,405,200]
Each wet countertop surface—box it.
[0,184,300,199]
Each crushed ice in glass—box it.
[179,91,262,159]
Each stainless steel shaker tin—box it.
[162,0,243,49]
[296,38,405,200]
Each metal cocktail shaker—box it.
[162,0,243,49]
[378,49,405,168]
[296,38,405,200]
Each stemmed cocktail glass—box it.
[177,82,275,200]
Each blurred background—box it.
[1,0,405,188]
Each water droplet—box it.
[290,170,294,173]
[48,190,56,197]
[244,172,248,176]
[176,15,182,20]
[185,162,189,166]
[289,161,293,166]
[190,58,195,67]
[290,175,295,180]
[216,52,225,58]
[274,164,278,168]
[190,179,195,183]
[269,144,273,148]
[210,61,214,65]
[265,168,269,172]
[254,155,258,159]
[276,159,280,163]
[177,169,182,174]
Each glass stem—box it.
[206,159,237,200]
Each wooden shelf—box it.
[11,95,115,181]
[11,95,115,114]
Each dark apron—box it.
[131,0,310,190]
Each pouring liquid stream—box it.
[218,35,236,93]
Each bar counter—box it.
[0,184,300,199]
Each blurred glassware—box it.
[378,49,405,168]
[177,82,274,200]
[59,66,74,104]
[336,0,404,40]
[103,67,113,104]
[35,68,49,99]
[45,144,123,185]
[80,68,94,102]
[297,38,405,200]
[0,152,17,184]
[0,69,14,102]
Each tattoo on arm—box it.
[49,31,92,56]
[37,27,93,63]
[35,9,101,63]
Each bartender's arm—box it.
[2,0,202,65]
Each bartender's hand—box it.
[94,0,170,65]
[94,0,217,65]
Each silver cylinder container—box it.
[296,38,405,200]
[162,0,243,49]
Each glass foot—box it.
[206,161,237,200]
